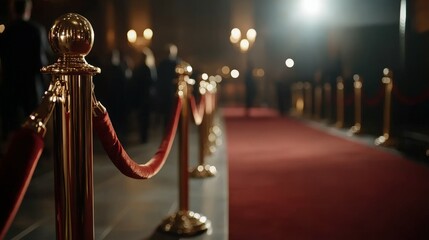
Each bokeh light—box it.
[231,69,240,78]
[221,66,230,75]
[230,28,241,44]
[127,29,137,43]
[143,28,153,40]
[246,28,257,43]
[202,73,209,80]
[285,58,295,68]
[240,39,250,52]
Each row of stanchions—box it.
[0,13,222,240]
[291,68,394,146]
[189,80,219,178]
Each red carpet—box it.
[224,107,429,240]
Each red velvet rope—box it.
[363,86,385,106]
[392,83,429,106]
[0,128,44,239]
[206,93,214,115]
[189,95,205,125]
[343,94,354,107]
[93,98,182,179]
[337,82,429,107]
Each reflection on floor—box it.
[5,113,228,240]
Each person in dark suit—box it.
[0,0,50,140]
[132,48,157,143]
[156,44,179,130]
[99,49,129,139]
[244,61,256,116]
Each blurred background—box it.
[0,0,428,122]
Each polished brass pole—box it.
[290,83,297,115]
[158,61,209,236]
[296,82,304,116]
[304,82,312,118]
[335,77,344,128]
[375,68,393,146]
[323,82,332,121]
[314,84,322,120]
[190,80,217,178]
[349,74,362,135]
[41,13,100,240]
[206,91,215,155]
[207,80,222,155]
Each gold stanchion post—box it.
[295,82,304,116]
[335,76,344,128]
[375,68,394,146]
[290,83,297,115]
[304,82,312,118]
[206,79,222,155]
[41,13,100,239]
[323,82,332,122]
[190,80,217,178]
[158,61,210,236]
[349,74,362,135]
[314,83,322,120]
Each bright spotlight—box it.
[285,58,295,68]
[300,0,324,18]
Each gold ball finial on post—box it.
[176,60,193,76]
[42,13,100,74]
[49,13,93,56]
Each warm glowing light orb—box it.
[246,28,257,42]
[127,29,137,43]
[231,69,240,79]
[285,58,295,68]
[143,28,153,40]
[202,73,208,80]
[230,28,241,43]
[383,68,390,75]
[221,66,230,75]
[240,39,250,52]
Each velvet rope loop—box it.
[392,83,429,106]
[0,128,45,240]
[189,94,205,125]
[363,86,385,106]
[344,93,354,107]
[93,98,182,179]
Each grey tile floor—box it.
[4,113,228,240]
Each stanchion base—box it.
[334,121,344,129]
[374,135,394,146]
[157,210,210,237]
[190,164,217,178]
[348,125,361,135]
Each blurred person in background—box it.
[0,0,50,144]
[98,49,128,139]
[156,44,179,132]
[131,48,157,143]
[244,60,256,117]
